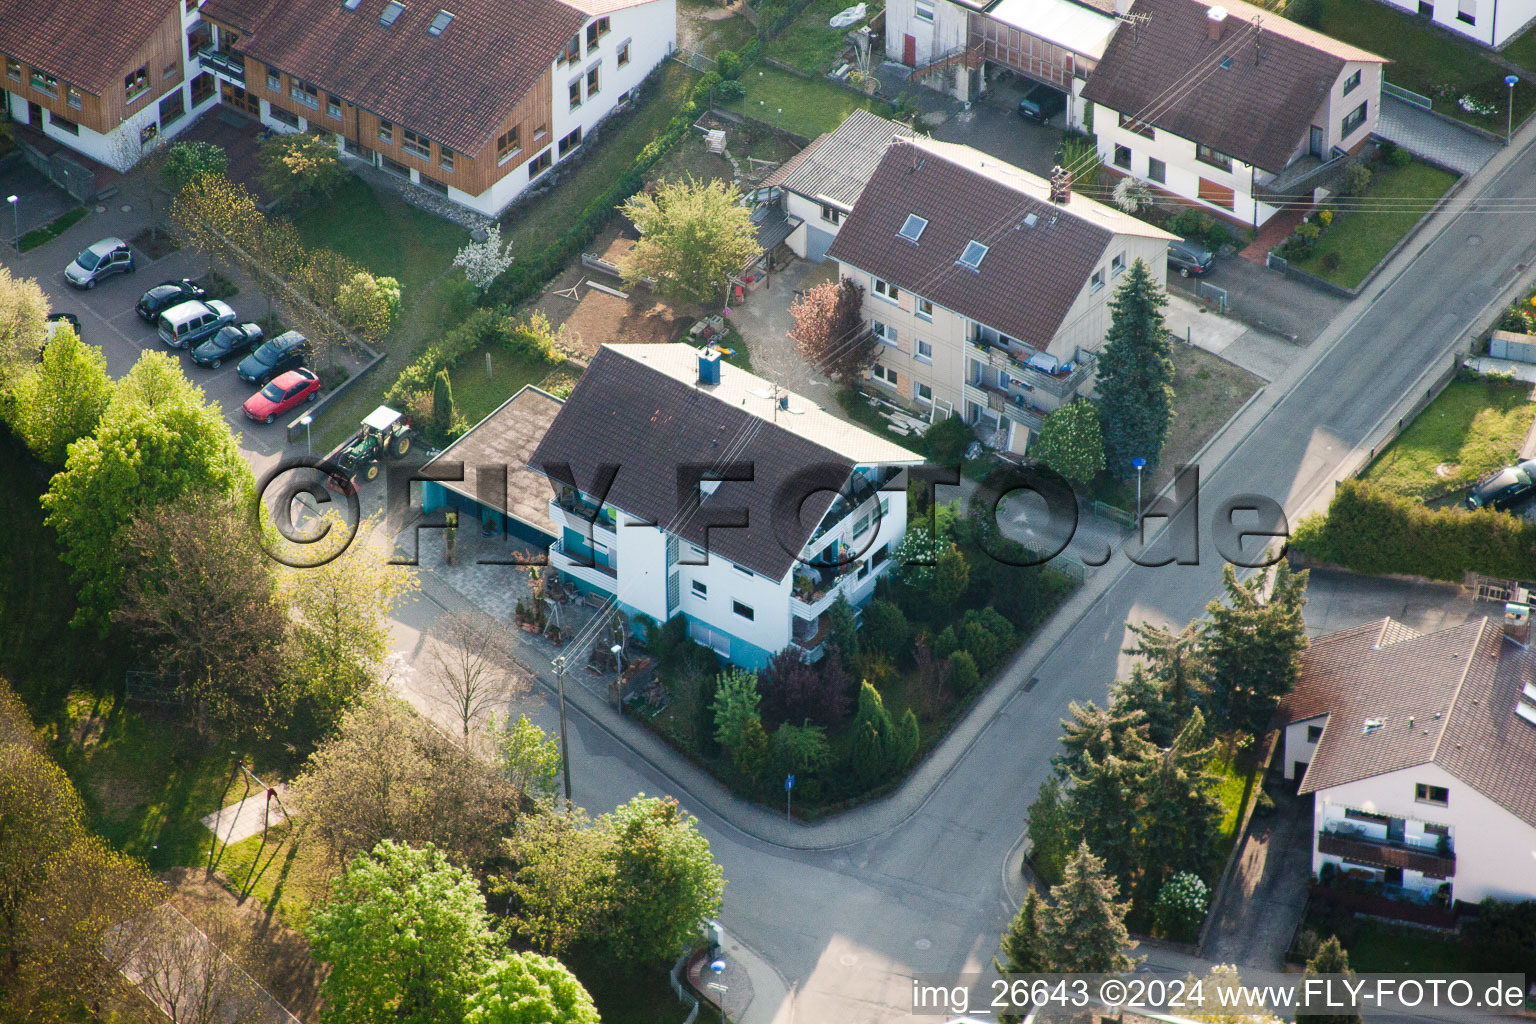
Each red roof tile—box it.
[0,0,175,95]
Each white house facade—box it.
[1372,0,1536,47]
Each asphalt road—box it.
[707,133,1536,1021]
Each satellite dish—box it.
[749,388,776,399]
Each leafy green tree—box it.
[770,722,832,778]
[161,140,230,194]
[1096,258,1175,476]
[0,265,48,387]
[307,841,495,1024]
[850,681,895,786]
[861,599,909,660]
[1297,935,1361,1024]
[336,271,402,342]
[711,667,761,750]
[497,807,616,958]
[258,129,347,207]
[1042,841,1139,972]
[495,712,563,801]
[948,650,980,695]
[620,176,761,304]
[923,415,975,467]
[1205,561,1310,737]
[1034,399,1106,486]
[7,324,112,465]
[0,737,86,976]
[1025,776,1079,887]
[40,351,254,630]
[994,889,1047,1022]
[465,952,601,1024]
[733,714,771,782]
[605,795,726,966]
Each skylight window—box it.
[343,0,363,9]
[898,214,927,243]
[1022,212,1038,228]
[957,240,988,271]
[379,1,405,26]
[428,8,453,34]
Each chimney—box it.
[1048,164,1072,204]
[698,347,721,386]
[1207,5,1228,40]
[1506,599,1531,647]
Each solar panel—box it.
[379,1,405,26]
[428,9,453,34]
[957,240,988,271]
[897,214,927,243]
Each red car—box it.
[243,368,320,424]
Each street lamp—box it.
[1131,457,1147,524]
[6,195,17,242]
[1506,75,1520,144]
[610,642,624,706]
[299,414,313,453]
[707,959,728,1024]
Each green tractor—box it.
[334,406,414,484]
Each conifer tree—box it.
[994,889,1047,1024]
[1205,562,1310,737]
[1041,842,1139,973]
[850,682,894,786]
[1297,936,1362,1024]
[1132,708,1223,898]
[1096,258,1175,476]
[890,707,920,773]
[1125,619,1208,725]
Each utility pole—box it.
[552,655,573,807]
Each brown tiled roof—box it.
[200,0,589,155]
[1081,0,1385,173]
[1283,617,1536,829]
[0,0,174,95]
[528,345,919,580]
[826,136,1172,353]
[425,385,564,538]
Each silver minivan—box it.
[158,299,237,349]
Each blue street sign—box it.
[785,774,796,790]
[710,959,727,974]
[1507,75,1521,87]
[1131,457,1147,469]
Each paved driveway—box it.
[1172,255,1349,346]
[931,79,1063,177]
[1375,95,1501,177]
[0,157,77,239]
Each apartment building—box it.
[1083,0,1386,228]
[826,136,1174,454]
[1281,612,1536,907]
[197,0,675,216]
[528,344,924,670]
[0,0,220,172]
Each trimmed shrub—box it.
[923,415,975,467]
[715,49,743,80]
[1342,161,1373,197]
[933,625,959,661]
[861,599,909,660]
[715,78,746,102]
[1154,872,1210,942]
[948,650,980,695]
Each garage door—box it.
[804,225,836,262]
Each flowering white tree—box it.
[1113,176,1154,214]
[453,224,515,291]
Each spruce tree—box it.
[1111,663,1181,748]
[1132,708,1223,899]
[1095,258,1175,477]
[850,682,894,786]
[1298,936,1362,1024]
[1026,776,1079,887]
[430,367,456,442]
[1124,619,1208,724]
[994,890,1047,1024]
[890,707,920,773]
[1205,561,1310,737]
[1054,700,1148,778]
[1041,842,1139,973]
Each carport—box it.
[420,385,564,549]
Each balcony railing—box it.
[1318,823,1455,879]
[550,539,617,583]
[971,338,1098,400]
[551,492,616,534]
[196,47,245,84]
[965,379,1046,433]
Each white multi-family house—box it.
[1280,610,1536,908]
[0,0,221,182]
[528,344,925,670]
[826,135,1174,455]
[1376,0,1536,48]
[882,0,1118,127]
[197,0,675,217]
[1082,0,1387,228]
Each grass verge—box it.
[1361,377,1534,500]
[1286,161,1458,289]
[724,66,895,137]
[1316,0,1535,131]
[17,206,88,252]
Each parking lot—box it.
[8,183,312,483]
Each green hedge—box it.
[1291,479,1536,581]
[479,43,760,310]
[385,306,556,406]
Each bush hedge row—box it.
[1290,479,1536,581]
[384,306,557,407]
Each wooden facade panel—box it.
[452,67,553,195]
[99,5,186,130]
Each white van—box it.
[157,299,236,349]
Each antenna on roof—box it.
[1254,15,1263,64]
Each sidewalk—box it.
[1165,294,1298,382]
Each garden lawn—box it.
[1361,378,1535,500]
[763,0,863,74]
[1314,916,1480,972]
[1316,0,1536,131]
[725,66,895,138]
[448,346,568,428]
[1208,753,1262,871]
[1285,160,1458,290]
[213,821,341,931]
[17,206,88,252]
[1505,24,1536,73]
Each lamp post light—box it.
[707,959,728,1024]
[1506,75,1520,144]
[1131,456,1147,524]
[6,195,17,242]
[299,414,313,453]
[610,642,624,706]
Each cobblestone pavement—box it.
[1375,95,1501,176]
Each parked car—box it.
[1017,83,1067,124]
[1466,460,1536,511]
[40,312,81,359]
[191,322,264,368]
[136,279,208,322]
[243,368,320,424]
[237,330,312,385]
[1167,238,1215,278]
[158,299,237,349]
[64,238,135,289]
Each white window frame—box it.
[914,0,935,21]
[1090,269,1105,293]
[871,363,898,387]
[915,296,934,321]
[913,381,934,404]
[1111,252,1126,277]
[915,338,933,364]
[872,276,900,303]
[871,320,898,347]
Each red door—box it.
[903,34,917,66]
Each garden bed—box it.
[1360,377,1535,500]
[762,0,867,75]
[17,205,87,252]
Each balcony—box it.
[1318,822,1455,880]
[549,540,618,592]
[549,492,616,538]
[970,337,1097,400]
[964,379,1045,434]
[791,613,830,661]
[195,47,244,85]
[791,560,861,619]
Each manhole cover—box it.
[120,204,133,213]
[915,938,932,950]
[1468,234,1483,246]
[94,204,106,213]
[1435,462,1459,478]
[839,953,859,967]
